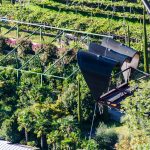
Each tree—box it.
[32,100,66,149]
[81,139,98,150]
[17,107,35,143]
[17,70,57,107]
[47,116,81,149]
[0,117,23,143]
[61,77,95,122]
[0,69,18,126]
[119,80,150,149]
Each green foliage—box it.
[122,81,150,133]
[61,82,78,115]
[61,76,95,121]
[116,136,131,150]
[0,117,23,143]
[80,139,98,150]
[120,80,150,149]
[16,38,33,58]
[1,1,150,49]
[0,35,9,53]
[0,1,150,149]
[17,107,35,135]
[27,141,37,147]
[40,43,58,66]
[95,122,118,150]
[47,116,81,149]
[0,69,18,126]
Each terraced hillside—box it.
[0,0,150,53]
[0,1,150,150]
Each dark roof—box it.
[89,43,130,65]
[101,38,138,58]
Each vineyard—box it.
[0,0,150,150]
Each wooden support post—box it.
[127,25,130,47]
[77,77,82,124]
[41,74,43,86]
[14,51,19,69]
[98,0,100,9]
[17,70,19,85]
[40,27,42,43]
[143,8,149,73]
[16,24,19,38]
[0,23,1,34]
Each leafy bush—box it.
[0,118,23,143]
[81,139,98,150]
[16,38,33,58]
[116,134,150,150]
[61,83,78,115]
[116,135,131,150]
[0,35,8,53]
[117,81,150,149]
[95,122,118,150]
[47,116,81,149]
[40,43,58,66]
[27,141,37,147]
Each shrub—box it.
[81,139,98,150]
[40,43,58,66]
[0,35,7,53]
[20,140,26,145]
[27,141,37,147]
[116,134,150,150]
[119,81,150,149]
[115,136,131,150]
[95,122,118,150]
[16,38,33,58]
[0,118,23,143]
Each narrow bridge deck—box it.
[99,83,133,108]
[0,140,37,150]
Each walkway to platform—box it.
[0,140,36,150]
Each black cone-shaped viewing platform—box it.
[77,38,140,108]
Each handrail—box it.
[142,0,150,14]
[0,18,113,38]
[110,67,150,83]
[111,67,132,79]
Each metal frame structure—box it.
[100,66,150,108]
[0,18,112,86]
[142,0,150,14]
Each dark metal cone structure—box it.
[77,38,140,107]
[77,50,118,101]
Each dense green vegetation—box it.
[117,81,150,149]
[0,0,150,149]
